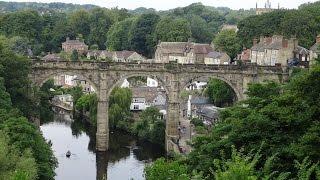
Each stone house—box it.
[52,94,74,109]
[250,35,309,66]
[87,50,146,62]
[237,48,251,63]
[71,76,95,94]
[310,35,320,63]
[204,51,231,65]
[155,41,225,64]
[62,37,88,55]
[42,53,62,62]
[130,87,167,114]
[184,95,211,118]
[196,105,221,125]
[291,46,310,68]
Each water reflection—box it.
[40,109,164,180]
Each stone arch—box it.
[181,74,242,101]
[106,72,170,98]
[32,70,99,93]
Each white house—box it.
[130,87,167,114]
[147,77,158,87]
[186,81,207,90]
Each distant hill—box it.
[0,1,98,13]
[129,7,156,14]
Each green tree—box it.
[187,65,320,178]
[88,8,112,49]
[75,93,98,125]
[0,39,37,118]
[213,30,241,59]
[109,87,132,129]
[1,117,57,179]
[0,131,38,180]
[68,10,90,42]
[0,77,12,111]
[129,13,160,58]
[132,107,165,145]
[155,17,191,42]
[145,158,190,180]
[106,17,135,51]
[206,78,236,107]
[71,49,79,61]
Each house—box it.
[52,94,74,109]
[42,53,62,62]
[130,87,167,114]
[147,77,158,87]
[310,34,320,63]
[62,37,88,54]
[186,81,207,91]
[237,48,251,63]
[87,50,146,62]
[196,105,222,126]
[250,35,309,66]
[290,46,310,68]
[114,51,146,62]
[185,95,211,118]
[71,76,95,94]
[204,51,231,65]
[155,41,219,64]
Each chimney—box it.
[253,38,258,46]
[282,39,288,48]
[316,35,320,43]
[260,36,264,44]
[66,37,70,41]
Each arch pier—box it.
[30,61,288,153]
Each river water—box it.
[40,110,165,180]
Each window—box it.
[134,105,139,110]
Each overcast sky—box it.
[2,0,317,10]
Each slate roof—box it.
[198,105,222,119]
[206,51,225,59]
[42,53,62,61]
[310,43,320,52]
[114,50,135,59]
[191,96,210,105]
[131,87,158,103]
[62,39,87,46]
[157,42,213,54]
[294,46,310,55]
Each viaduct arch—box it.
[30,61,288,153]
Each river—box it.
[40,110,165,180]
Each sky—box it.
[2,0,318,10]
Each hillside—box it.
[0,1,98,13]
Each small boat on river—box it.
[66,151,71,158]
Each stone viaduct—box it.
[30,60,288,153]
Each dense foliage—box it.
[0,131,38,180]
[146,64,320,179]
[0,2,255,58]
[213,30,241,59]
[75,93,98,125]
[238,1,320,49]
[206,78,236,107]
[0,39,57,179]
[132,107,166,145]
[108,87,133,129]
